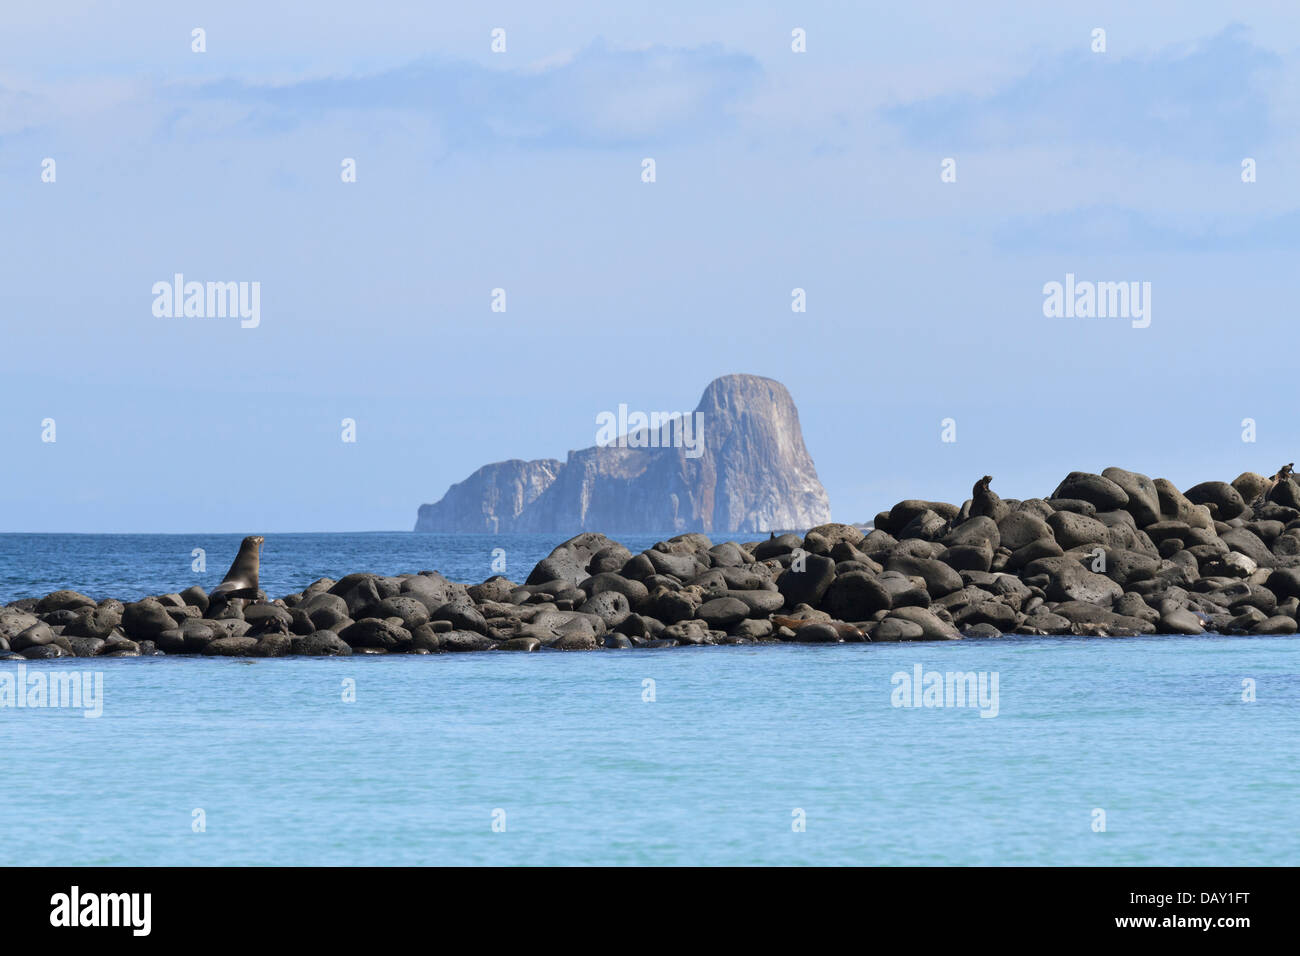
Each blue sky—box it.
[3,2,1300,532]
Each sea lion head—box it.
[231,536,263,576]
[974,475,993,494]
[211,535,264,602]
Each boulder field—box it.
[5,465,1300,658]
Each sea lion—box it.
[772,615,866,642]
[970,475,1008,521]
[1267,464,1300,508]
[210,535,263,602]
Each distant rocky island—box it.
[414,374,832,534]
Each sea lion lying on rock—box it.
[772,616,866,642]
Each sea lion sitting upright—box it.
[970,475,1008,522]
[210,535,264,603]
[1267,464,1300,509]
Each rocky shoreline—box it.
[5,466,1300,659]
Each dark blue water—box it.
[3,534,1298,865]
[0,531,768,602]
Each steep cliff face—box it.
[700,375,832,532]
[413,374,831,533]
[414,458,563,533]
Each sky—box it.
[3,1,1300,532]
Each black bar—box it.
[3,866,1279,941]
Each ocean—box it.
[2,533,1298,866]
[0,532,739,605]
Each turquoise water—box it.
[2,533,1298,865]
[3,636,1298,865]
